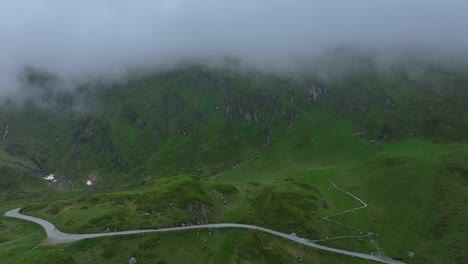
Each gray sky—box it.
[1,0,468,96]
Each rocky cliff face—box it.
[0,68,313,184]
[1,64,467,187]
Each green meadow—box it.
[1,64,467,263]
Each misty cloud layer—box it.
[1,0,468,97]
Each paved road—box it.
[5,208,403,264]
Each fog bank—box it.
[1,0,468,96]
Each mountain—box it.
[1,61,467,263]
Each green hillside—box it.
[1,62,467,263]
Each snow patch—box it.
[44,174,55,181]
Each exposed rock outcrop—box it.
[129,257,137,264]
[308,84,328,102]
[186,201,212,225]
[1,123,8,140]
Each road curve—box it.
[5,208,403,264]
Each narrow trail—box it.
[0,244,41,264]
[322,181,371,234]
[4,208,403,264]
[320,182,391,261]
[313,233,372,243]
[210,146,266,179]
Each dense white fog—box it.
[1,0,468,96]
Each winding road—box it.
[4,208,403,264]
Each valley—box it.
[1,64,467,263]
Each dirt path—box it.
[320,181,391,260]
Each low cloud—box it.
[1,0,468,97]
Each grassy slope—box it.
[0,168,363,264]
[18,109,468,263]
[3,228,366,264]
[215,108,468,263]
[0,63,467,263]
[0,217,45,263]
